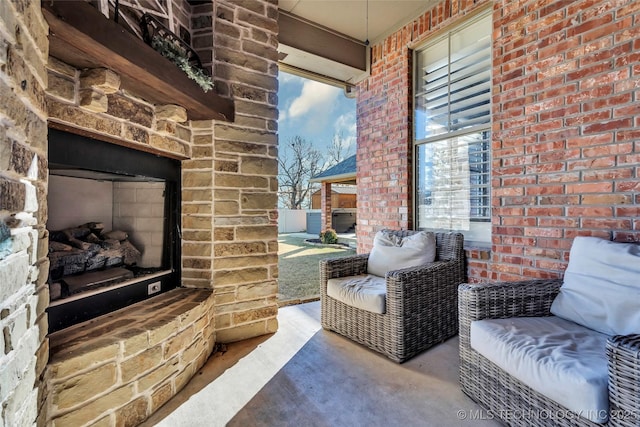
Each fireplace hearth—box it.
[47,129,181,332]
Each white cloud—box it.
[334,112,357,149]
[278,74,355,151]
[288,80,341,120]
[335,112,356,136]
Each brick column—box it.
[320,182,332,231]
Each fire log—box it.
[48,223,142,281]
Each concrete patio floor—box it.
[142,302,499,427]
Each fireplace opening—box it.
[47,129,181,333]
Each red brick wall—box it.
[357,0,640,282]
[356,0,488,253]
[320,182,332,231]
[356,27,414,251]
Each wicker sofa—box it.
[459,279,640,426]
[320,230,464,363]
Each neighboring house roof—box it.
[310,155,356,184]
[311,186,357,196]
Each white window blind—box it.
[414,12,492,244]
[415,15,492,139]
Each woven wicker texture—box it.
[320,231,465,363]
[459,280,640,426]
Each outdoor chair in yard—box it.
[320,230,465,363]
[459,236,640,426]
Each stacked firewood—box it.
[48,222,141,281]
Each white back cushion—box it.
[550,236,640,336]
[367,231,436,277]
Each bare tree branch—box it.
[326,131,355,165]
[278,136,326,209]
[278,133,355,209]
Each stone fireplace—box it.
[46,129,181,332]
[0,0,279,425]
[42,47,220,427]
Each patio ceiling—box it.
[277,0,438,87]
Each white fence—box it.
[277,209,308,233]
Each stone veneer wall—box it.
[0,1,50,426]
[0,0,280,424]
[47,61,192,159]
[46,0,282,344]
[42,1,280,424]
[185,1,280,343]
[357,0,640,282]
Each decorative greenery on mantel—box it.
[42,1,234,121]
[150,36,213,92]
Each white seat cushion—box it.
[367,231,436,277]
[550,236,640,336]
[327,274,386,314]
[471,316,609,423]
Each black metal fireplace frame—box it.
[47,129,181,332]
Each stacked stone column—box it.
[189,1,280,342]
[0,1,50,425]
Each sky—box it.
[277,72,357,154]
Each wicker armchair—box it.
[459,280,640,426]
[320,231,465,363]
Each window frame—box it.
[412,9,493,245]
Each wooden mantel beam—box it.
[42,1,234,122]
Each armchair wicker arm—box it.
[386,260,464,353]
[386,260,463,309]
[607,334,640,426]
[319,254,369,290]
[458,279,563,323]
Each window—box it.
[414,12,492,244]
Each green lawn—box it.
[277,233,356,305]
